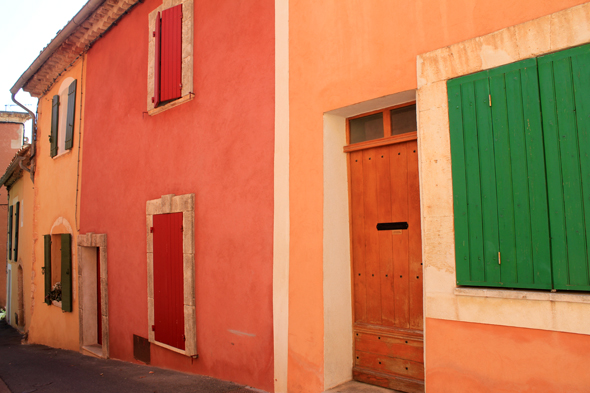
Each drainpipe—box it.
[10,93,36,182]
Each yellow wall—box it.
[28,57,85,351]
[6,171,34,332]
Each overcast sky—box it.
[0,0,88,116]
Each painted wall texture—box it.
[285,0,590,392]
[0,117,25,309]
[80,0,274,391]
[28,60,84,351]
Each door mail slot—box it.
[376,222,408,231]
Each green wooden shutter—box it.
[44,235,52,305]
[50,95,59,157]
[65,80,76,150]
[61,233,72,312]
[8,205,13,261]
[448,58,552,289]
[14,202,19,261]
[538,44,590,291]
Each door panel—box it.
[350,140,424,393]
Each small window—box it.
[50,78,77,157]
[43,233,72,311]
[348,103,417,145]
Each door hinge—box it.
[489,94,492,107]
[152,325,156,331]
[150,227,154,233]
[498,251,501,265]
[180,225,183,232]
[182,334,186,341]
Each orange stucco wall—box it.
[80,0,275,391]
[287,1,588,391]
[28,60,84,350]
[425,318,590,393]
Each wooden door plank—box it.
[375,146,395,326]
[406,141,423,331]
[571,52,590,289]
[363,149,383,325]
[355,350,424,380]
[490,74,518,285]
[350,151,367,323]
[389,143,409,329]
[554,57,588,287]
[355,331,423,363]
[461,82,486,282]
[505,70,535,285]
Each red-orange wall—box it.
[426,318,590,393]
[81,1,274,391]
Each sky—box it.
[0,0,88,136]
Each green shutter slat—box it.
[65,80,76,150]
[571,51,590,289]
[490,73,518,285]
[50,95,59,157]
[448,81,471,284]
[474,78,501,284]
[539,60,569,288]
[44,235,52,305]
[8,205,12,261]
[461,81,486,283]
[61,234,72,312]
[14,202,19,261]
[520,64,552,287]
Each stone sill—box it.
[51,300,62,308]
[455,287,590,304]
[52,149,72,160]
[148,94,194,116]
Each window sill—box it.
[454,287,590,304]
[148,94,193,116]
[52,149,72,160]
[51,300,62,308]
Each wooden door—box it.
[349,139,424,393]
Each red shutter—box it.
[153,11,161,107]
[160,4,183,103]
[153,212,185,350]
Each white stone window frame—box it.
[146,193,197,357]
[77,233,109,359]
[147,0,194,116]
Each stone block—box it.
[183,211,194,254]
[101,278,109,317]
[148,297,154,342]
[95,234,107,248]
[184,304,197,356]
[551,2,590,52]
[181,56,193,97]
[417,46,453,87]
[161,194,174,214]
[418,106,451,163]
[478,26,519,70]
[147,253,154,298]
[422,216,456,275]
[146,215,153,253]
[99,248,108,277]
[419,155,454,218]
[146,199,161,215]
[183,254,195,306]
[515,15,551,59]
[417,80,448,113]
[172,193,194,213]
[449,37,483,77]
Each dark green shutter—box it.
[448,58,552,289]
[50,95,59,157]
[61,234,72,312]
[65,80,76,150]
[44,235,52,305]
[14,202,19,261]
[538,44,590,291]
[8,205,13,261]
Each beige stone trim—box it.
[417,2,590,336]
[146,193,197,357]
[77,233,109,358]
[147,0,194,113]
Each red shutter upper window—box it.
[153,4,183,107]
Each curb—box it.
[0,377,10,393]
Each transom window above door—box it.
[346,103,417,150]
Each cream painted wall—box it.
[417,2,590,336]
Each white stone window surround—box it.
[147,0,194,116]
[53,77,75,159]
[77,233,109,359]
[417,2,590,335]
[146,193,197,357]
